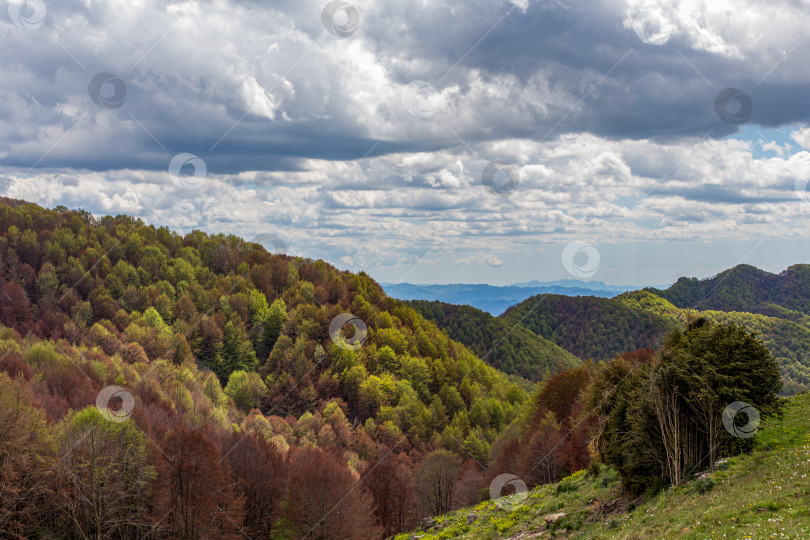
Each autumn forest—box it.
[0,198,790,538]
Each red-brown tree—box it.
[285,446,381,540]
[220,431,287,537]
[452,459,485,510]
[154,427,245,539]
[0,373,56,538]
[360,448,418,536]
[0,282,32,332]
[533,366,592,430]
[520,410,565,487]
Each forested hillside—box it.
[0,198,806,539]
[501,294,676,360]
[406,299,581,381]
[399,392,810,539]
[504,290,810,393]
[648,263,810,319]
[0,198,529,538]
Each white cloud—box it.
[2,0,810,282]
[792,128,810,150]
[624,0,808,60]
[5,126,810,274]
[455,253,505,267]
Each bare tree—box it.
[361,449,418,536]
[0,373,56,538]
[221,431,287,537]
[286,446,381,540]
[520,411,565,487]
[452,461,484,510]
[57,406,155,539]
[414,450,462,517]
[154,426,245,539]
[648,367,683,485]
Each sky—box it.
[2,0,810,287]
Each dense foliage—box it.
[501,294,676,360]
[0,198,531,538]
[485,364,597,491]
[406,299,581,381]
[619,291,810,394]
[504,289,810,393]
[648,263,810,319]
[0,197,527,449]
[587,319,782,493]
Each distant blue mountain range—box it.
[381,280,656,316]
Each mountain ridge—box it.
[501,287,810,394]
[405,299,581,381]
[647,263,810,317]
[382,281,637,316]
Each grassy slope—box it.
[396,393,810,539]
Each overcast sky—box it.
[2,0,810,286]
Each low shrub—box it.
[690,477,716,495]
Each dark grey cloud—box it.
[0,0,809,175]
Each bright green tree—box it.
[219,321,258,381]
[225,370,268,412]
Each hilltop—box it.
[0,198,529,538]
[382,281,633,316]
[648,263,810,320]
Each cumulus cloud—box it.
[1,0,809,281]
[792,128,810,150]
[5,130,810,278]
[455,253,505,267]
